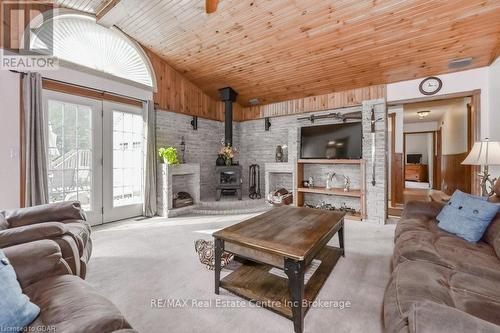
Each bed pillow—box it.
[437,190,500,242]
[0,249,40,332]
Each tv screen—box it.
[406,154,422,164]
[300,123,362,159]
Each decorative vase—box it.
[225,157,232,166]
[216,154,225,166]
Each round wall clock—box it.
[419,77,442,95]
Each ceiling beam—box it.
[206,0,219,14]
[96,0,126,27]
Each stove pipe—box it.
[218,87,238,147]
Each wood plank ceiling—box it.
[56,0,500,108]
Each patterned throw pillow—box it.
[0,250,40,332]
[437,190,500,242]
[194,240,234,270]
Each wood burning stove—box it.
[216,165,242,200]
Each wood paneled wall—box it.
[144,47,227,121]
[235,85,386,121]
[441,152,471,195]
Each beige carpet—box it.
[86,213,396,333]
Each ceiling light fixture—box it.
[417,111,430,119]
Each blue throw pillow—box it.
[437,190,500,242]
[0,249,40,333]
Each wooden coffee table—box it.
[213,206,345,333]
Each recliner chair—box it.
[3,239,136,333]
[0,201,92,278]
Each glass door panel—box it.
[103,101,144,222]
[44,90,103,225]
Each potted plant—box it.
[158,147,180,165]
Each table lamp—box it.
[462,139,500,196]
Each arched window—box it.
[30,12,155,88]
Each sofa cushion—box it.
[393,224,500,280]
[0,213,8,231]
[395,216,441,241]
[64,221,91,248]
[407,302,500,333]
[383,260,500,333]
[0,249,40,332]
[436,190,499,242]
[483,213,500,259]
[5,202,86,228]
[25,275,133,333]
[401,201,444,221]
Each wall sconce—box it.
[191,116,198,130]
[265,117,271,131]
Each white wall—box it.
[406,133,430,164]
[489,57,500,179]
[404,121,439,133]
[440,99,468,155]
[387,67,490,139]
[489,57,500,141]
[0,71,21,209]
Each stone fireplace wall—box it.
[156,109,237,199]
[155,99,387,224]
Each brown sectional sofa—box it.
[0,201,92,278]
[384,191,500,332]
[4,239,137,332]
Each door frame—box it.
[388,89,481,196]
[389,113,404,206]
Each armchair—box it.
[0,201,92,278]
[4,240,136,333]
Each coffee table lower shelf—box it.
[220,245,343,319]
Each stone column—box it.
[362,99,387,224]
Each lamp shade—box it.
[462,141,500,166]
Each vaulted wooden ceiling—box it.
[56,0,500,106]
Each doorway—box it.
[388,93,480,215]
[43,90,144,225]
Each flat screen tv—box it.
[406,154,422,164]
[300,122,362,159]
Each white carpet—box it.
[86,213,396,333]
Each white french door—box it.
[43,90,144,225]
[102,101,144,222]
[44,90,103,223]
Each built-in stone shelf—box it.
[264,162,296,203]
[157,163,200,217]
